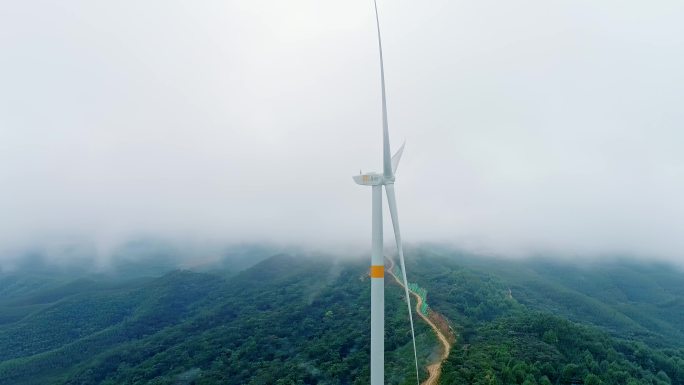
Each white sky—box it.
[1,0,684,262]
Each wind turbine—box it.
[353,1,419,384]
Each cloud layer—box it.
[1,0,684,262]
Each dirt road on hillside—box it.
[386,258,453,385]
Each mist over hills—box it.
[0,240,285,279]
[0,244,682,385]
[3,1,684,383]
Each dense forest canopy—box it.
[0,247,682,385]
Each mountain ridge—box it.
[0,248,682,384]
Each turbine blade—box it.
[391,141,405,174]
[373,0,393,178]
[385,183,419,385]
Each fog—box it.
[2,0,684,265]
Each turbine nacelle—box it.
[353,142,404,186]
[353,172,393,186]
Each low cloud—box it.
[1,0,683,265]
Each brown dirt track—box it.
[386,258,454,385]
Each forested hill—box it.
[0,249,682,385]
[404,250,684,385]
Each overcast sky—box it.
[1,0,684,263]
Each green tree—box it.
[585,373,601,385]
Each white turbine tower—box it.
[353,1,419,384]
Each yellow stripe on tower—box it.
[370,265,384,278]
